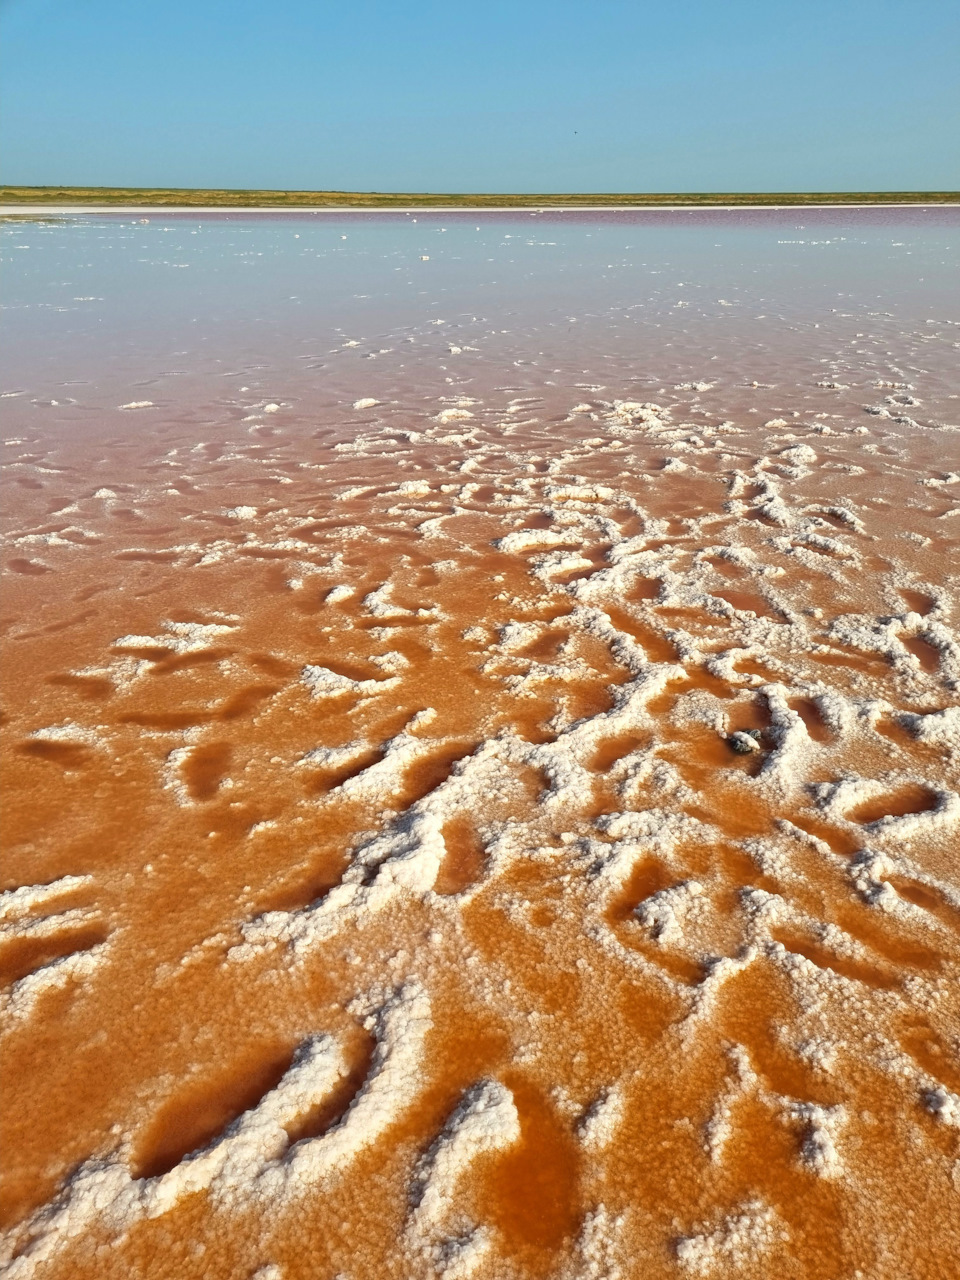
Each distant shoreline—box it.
[1,185,957,214]
[4,204,960,219]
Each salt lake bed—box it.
[2,208,959,1279]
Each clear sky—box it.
[2,0,958,192]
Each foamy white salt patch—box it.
[495,528,575,554]
[318,726,437,805]
[607,401,670,431]
[1,944,109,1026]
[14,527,100,549]
[779,443,817,467]
[492,678,684,812]
[825,610,957,680]
[925,1086,960,1128]
[372,650,413,676]
[702,1046,759,1163]
[118,401,154,410]
[325,584,355,604]
[635,880,706,946]
[595,806,698,848]
[578,1086,624,1151]
[405,1079,518,1274]
[113,620,236,656]
[685,949,761,1028]
[417,515,449,537]
[738,887,793,943]
[362,583,416,618]
[301,664,400,699]
[225,506,258,520]
[808,502,864,533]
[900,705,960,752]
[0,986,430,1271]
[783,1101,846,1179]
[395,479,434,497]
[561,1205,627,1280]
[755,685,813,788]
[582,812,703,933]
[814,777,960,841]
[296,742,368,770]
[676,1200,785,1275]
[28,722,100,747]
[0,1034,346,1273]
[0,876,92,924]
[246,982,432,1200]
[416,1229,496,1280]
[353,398,380,410]
[839,849,901,914]
[233,741,508,959]
[547,482,616,502]
[0,906,98,947]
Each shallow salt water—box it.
[1,208,960,1279]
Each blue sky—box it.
[2,0,958,192]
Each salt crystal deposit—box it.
[2,207,959,1278]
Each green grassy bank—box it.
[2,186,957,208]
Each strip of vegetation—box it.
[1,186,957,208]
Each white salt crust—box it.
[0,907,98,947]
[925,1086,960,1128]
[405,1079,519,1275]
[0,944,110,1025]
[901,705,960,752]
[0,876,106,1027]
[814,776,960,843]
[301,663,401,699]
[676,1200,785,1275]
[568,1205,628,1280]
[0,984,430,1275]
[25,722,101,747]
[231,742,507,959]
[577,1087,625,1151]
[408,1079,519,1230]
[703,1036,848,1181]
[635,881,706,946]
[6,366,960,1277]
[0,876,91,923]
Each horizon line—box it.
[2,184,958,211]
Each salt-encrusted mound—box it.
[406,1078,520,1273]
[0,985,431,1274]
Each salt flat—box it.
[1,208,959,1279]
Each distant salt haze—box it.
[2,206,960,1279]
